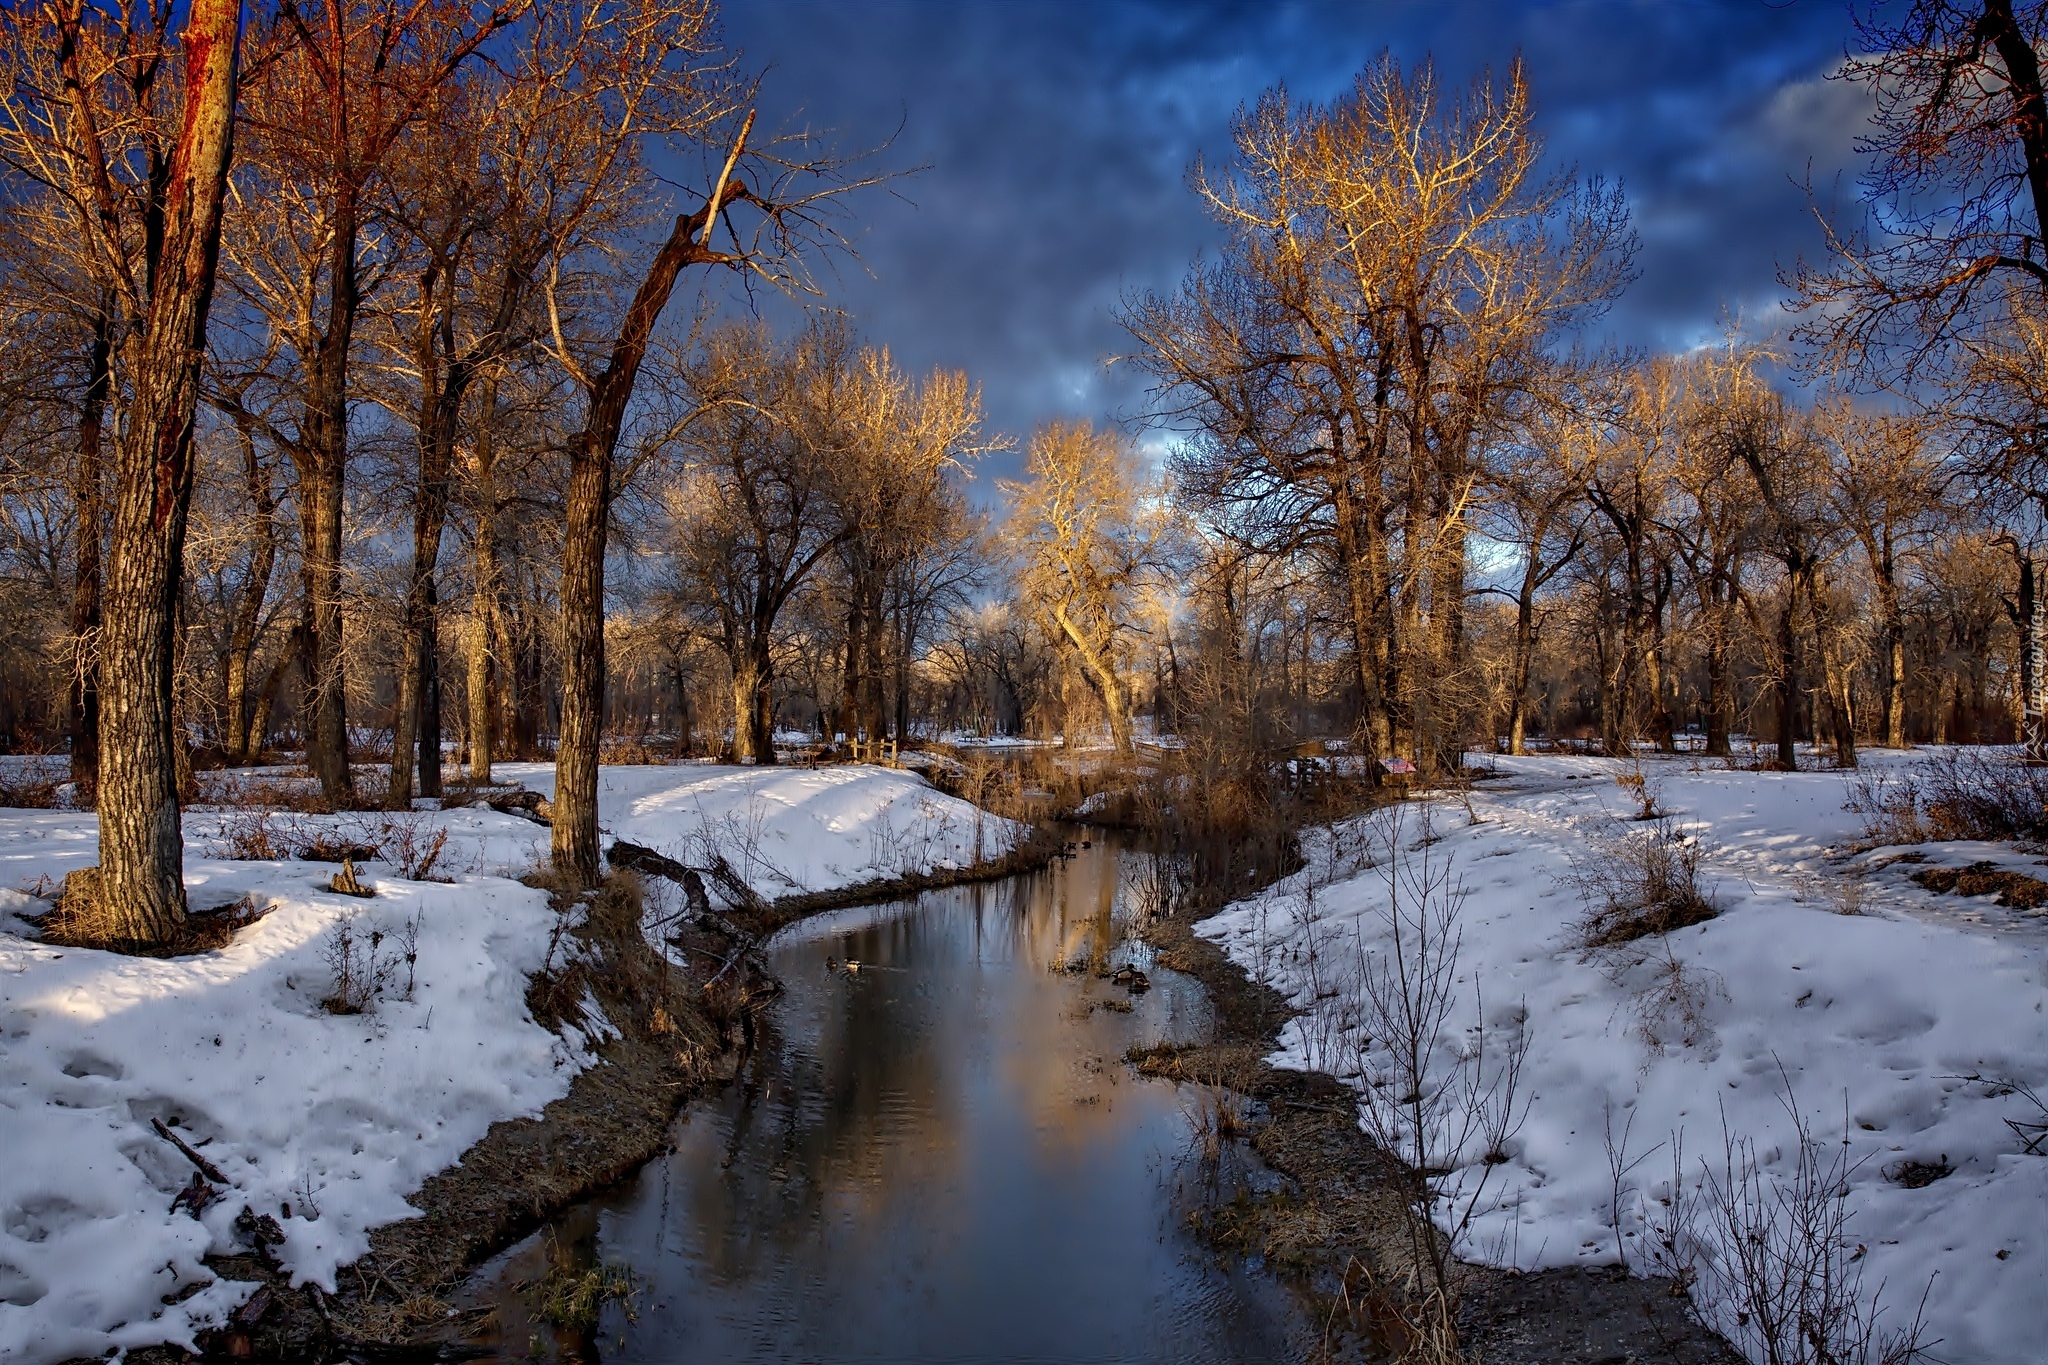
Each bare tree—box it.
[1130,55,1631,773]
[828,347,995,743]
[1001,420,1167,758]
[1818,402,1941,748]
[0,0,244,939]
[658,321,851,767]
[224,0,523,807]
[1792,0,2048,752]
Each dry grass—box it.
[1909,861,2048,909]
[597,737,670,765]
[39,872,271,957]
[529,1247,637,1330]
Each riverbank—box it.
[3,761,1033,1364]
[1134,835,1741,1364]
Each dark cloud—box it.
[682,0,1868,481]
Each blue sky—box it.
[697,0,1870,475]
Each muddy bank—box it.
[1137,907,1740,1364]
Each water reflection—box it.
[477,843,1315,1364]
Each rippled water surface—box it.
[473,843,1318,1364]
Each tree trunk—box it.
[1808,571,1857,768]
[70,302,113,793]
[466,609,494,782]
[837,597,865,739]
[1774,588,1799,771]
[2020,554,2046,759]
[550,169,755,884]
[389,339,461,806]
[1508,561,1539,756]
[295,174,364,807]
[1332,473,1392,765]
[729,648,776,764]
[247,648,291,761]
[93,0,241,942]
[1704,618,1732,758]
[554,437,608,878]
[222,417,276,765]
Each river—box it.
[467,839,1325,1363]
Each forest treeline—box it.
[4,0,2048,944]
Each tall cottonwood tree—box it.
[226,0,522,807]
[661,322,852,766]
[1487,394,1594,754]
[1818,402,1939,749]
[1794,0,2048,752]
[535,10,882,883]
[1130,55,1631,774]
[0,0,244,939]
[829,348,993,743]
[1001,420,1165,758]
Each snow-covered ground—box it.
[0,761,1012,1363]
[497,760,1021,898]
[1200,751,2048,1365]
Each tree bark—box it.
[222,414,276,764]
[1774,586,1800,771]
[1507,550,1542,756]
[389,271,456,807]
[93,0,242,941]
[391,257,523,806]
[296,181,360,807]
[69,301,113,793]
[728,647,777,764]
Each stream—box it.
[467,839,1326,1363]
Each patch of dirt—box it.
[1910,861,2048,909]
[1885,1156,1955,1189]
[1140,887,1739,1363]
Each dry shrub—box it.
[298,832,379,863]
[0,771,61,809]
[320,911,404,1014]
[357,811,452,881]
[1616,938,1727,1057]
[200,772,335,814]
[1567,818,1718,947]
[1847,748,2048,846]
[1614,756,1664,820]
[597,736,668,765]
[209,808,302,860]
[1650,1081,1932,1365]
[1842,766,1927,846]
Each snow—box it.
[1198,752,2048,1364]
[0,760,1011,1362]
[497,761,1022,899]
